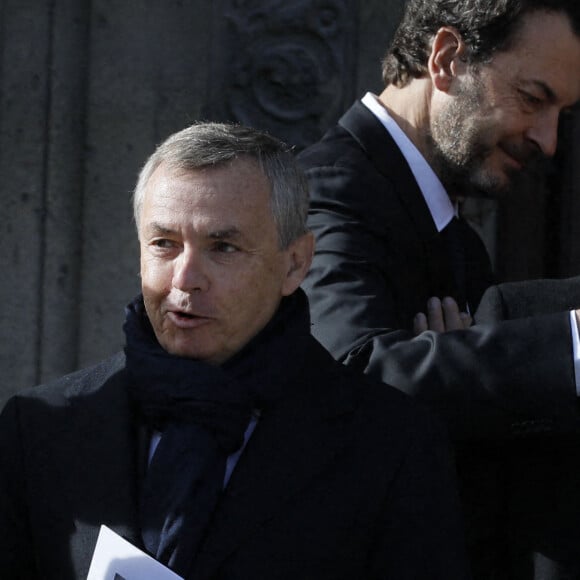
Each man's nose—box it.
[172,247,209,293]
[525,109,559,158]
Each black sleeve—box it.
[475,276,580,322]
[0,398,37,579]
[301,165,580,442]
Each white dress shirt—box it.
[361,92,455,232]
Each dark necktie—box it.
[440,216,494,313]
[441,216,468,311]
[140,422,236,576]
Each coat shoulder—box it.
[8,352,126,408]
[309,339,447,446]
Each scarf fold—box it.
[124,289,311,577]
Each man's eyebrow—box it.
[208,228,242,240]
[142,223,244,240]
[145,222,176,235]
[525,80,580,113]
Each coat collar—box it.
[338,100,439,243]
[338,100,455,301]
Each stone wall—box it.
[0,0,402,404]
[1,0,578,406]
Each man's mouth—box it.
[500,142,545,173]
[500,146,526,170]
[175,311,196,319]
[167,309,211,328]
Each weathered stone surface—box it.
[0,0,578,408]
[207,0,360,148]
[0,0,52,399]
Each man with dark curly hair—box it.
[298,0,580,577]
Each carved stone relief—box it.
[211,0,358,148]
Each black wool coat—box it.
[0,337,469,579]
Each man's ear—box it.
[281,232,315,296]
[428,26,467,92]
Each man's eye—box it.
[519,90,543,108]
[151,239,174,249]
[213,241,238,253]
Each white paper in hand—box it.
[86,525,183,580]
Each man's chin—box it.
[472,153,552,198]
[160,339,225,365]
[465,164,529,199]
[467,177,510,199]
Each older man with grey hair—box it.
[0,122,469,580]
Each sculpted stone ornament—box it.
[215,0,356,148]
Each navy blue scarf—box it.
[124,290,311,577]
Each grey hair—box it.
[133,122,309,249]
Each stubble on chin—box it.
[427,79,551,199]
[427,72,502,197]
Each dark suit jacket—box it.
[471,277,580,579]
[298,101,580,579]
[298,101,580,442]
[0,342,470,579]
[476,275,580,322]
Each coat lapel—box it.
[192,348,359,579]
[338,101,437,242]
[66,357,143,574]
[338,100,456,301]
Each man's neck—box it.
[376,81,432,162]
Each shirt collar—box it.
[361,92,455,232]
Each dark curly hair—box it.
[382,0,580,87]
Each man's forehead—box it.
[140,160,275,235]
[147,158,269,194]
[162,156,263,180]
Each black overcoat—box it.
[0,338,469,579]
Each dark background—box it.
[1,0,579,406]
